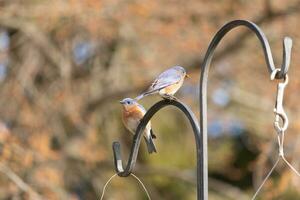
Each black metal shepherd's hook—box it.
[113,100,201,177]
[112,20,292,200]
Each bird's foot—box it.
[162,94,178,101]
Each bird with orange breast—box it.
[136,66,189,100]
[120,98,157,153]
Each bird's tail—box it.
[135,89,159,101]
[143,134,157,154]
[135,93,145,101]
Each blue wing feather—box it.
[151,68,181,90]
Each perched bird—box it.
[120,98,157,153]
[136,66,189,100]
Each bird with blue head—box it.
[136,66,189,100]
[120,66,188,154]
[120,98,157,153]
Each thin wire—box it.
[252,127,300,200]
[277,134,284,156]
[99,173,117,200]
[99,173,151,200]
[282,156,300,177]
[280,131,285,154]
[281,131,285,147]
[251,157,280,200]
[277,135,282,154]
[131,173,152,200]
[278,130,300,177]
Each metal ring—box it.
[270,68,281,80]
[271,69,289,86]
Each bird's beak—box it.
[185,74,190,78]
[119,100,125,104]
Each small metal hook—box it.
[272,73,289,133]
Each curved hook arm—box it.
[199,20,293,199]
[113,99,203,199]
[202,20,292,79]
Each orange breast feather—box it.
[163,81,183,95]
[122,107,144,133]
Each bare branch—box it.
[0,163,44,200]
[0,14,72,79]
[83,1,300,114]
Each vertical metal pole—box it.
[199,20,291,200]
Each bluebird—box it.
[120,98,157,153]
[136,66,189,100]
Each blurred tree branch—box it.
[0,163,43,200]
[84,0,300,114]
[189,0,300,70]
[0,15,72,79]
[0,1,299,199]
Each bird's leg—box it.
[162,94,178,101]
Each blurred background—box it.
[0,0,300,199]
